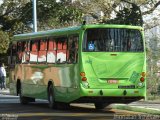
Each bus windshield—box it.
[83,28,143,52]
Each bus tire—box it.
[57,102,70,110]
[94,103,108,110]
[48,84,57,109]
[19,85,28,105]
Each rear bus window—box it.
[83,28,143,52]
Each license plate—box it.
[108,80,119,84]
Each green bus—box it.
[8,24,146,109]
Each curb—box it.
[0,89,10,95]
[112,104,160,115]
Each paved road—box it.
[0,94,145,120]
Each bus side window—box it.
[67,36,78,63]
[38,39,47,63]
[22,41,30,63]
[17,42,22,63]
[40,39,47,50]
[56,37,67,63]
[30,40,38,63]
[47,38,56,63]
[11,43,17,64]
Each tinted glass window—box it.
[83,28,143,52]
[68,36,78,63]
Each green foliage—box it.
[0,0,82,34]
[103,4,143,26]
[0,31,10,54]
[36,0,82,28]
[115,5,142,26]
[0,0,159,34]
[0,0,26,35]
[58,3,82,24]
[18,0,82,31]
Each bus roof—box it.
[12,24,143,41]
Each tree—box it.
[75,0,160,26]
[0,0,32,35]
[34,0,82,29]
[0,0,159,33]
[0,31,10,54]
[57,0,82,26]
[0,0,82,34]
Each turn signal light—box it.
[140,77,145,82]
[82,77,87,81]
[80,72,85,77]
[141,72,146,77]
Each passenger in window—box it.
[22,42,29,63]
[122,37,131,51]
[57,58,61,63]
[68,38,77,63]
[130,39,137,51]
[18,52,22,63]
[122,40,127,51]
[11,44,17,63]
[127,39,131,51]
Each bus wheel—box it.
[48,84,57,109]
[57,102,70,110]
[94,103,108,110]
[19,86,28,105]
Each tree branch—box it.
[121,0,135,5]
[122,0,160,15]
[142,1,160,15]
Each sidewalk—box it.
[0,88,10,95]
[111,101,160,115]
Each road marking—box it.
[18,112,115,117]
[16,108,142,118]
